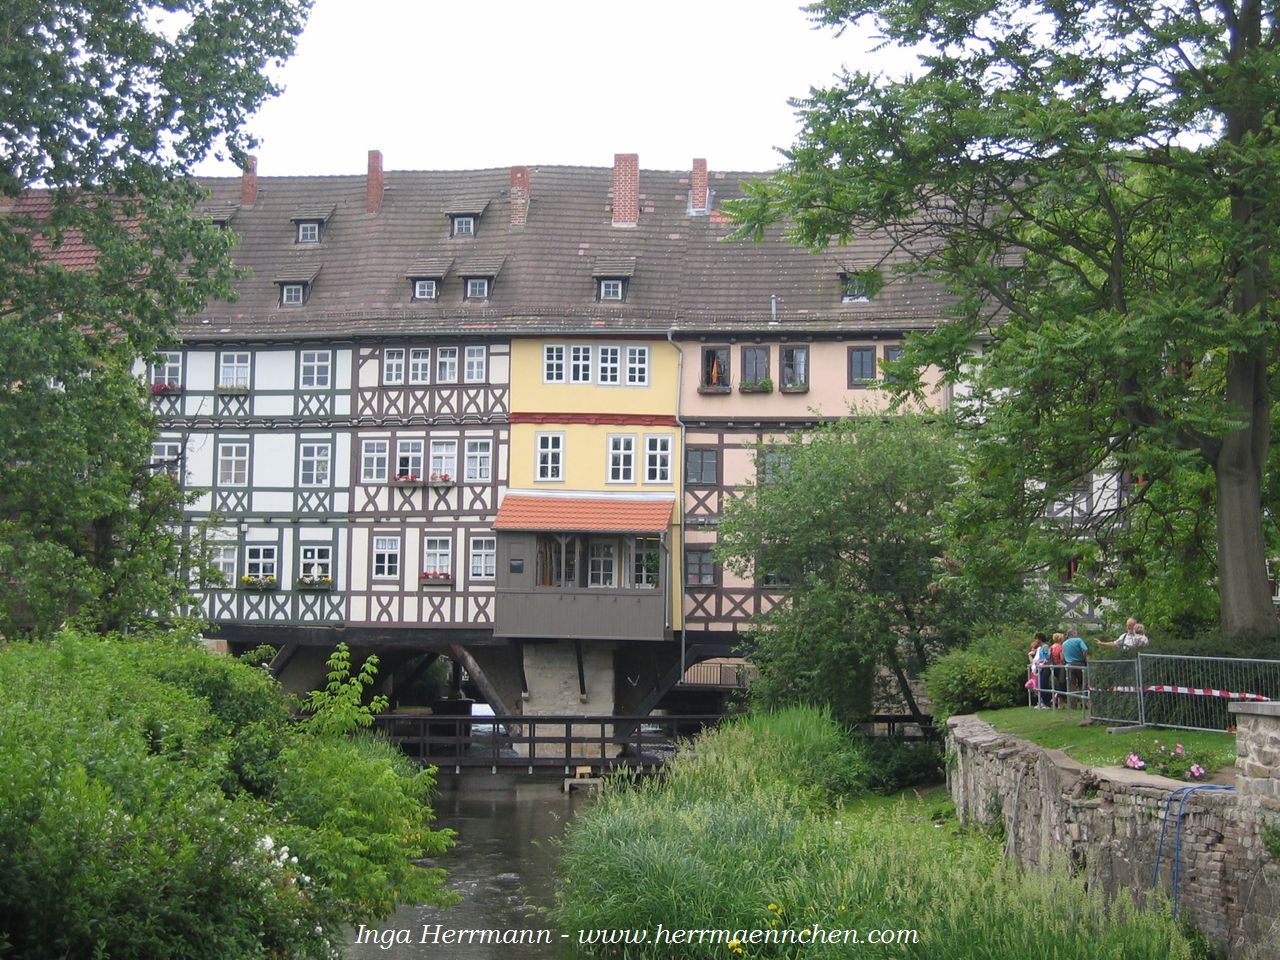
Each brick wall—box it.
[948,714,1280,957]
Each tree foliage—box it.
[716,412,1043,722]
[732,0,1280,642]
[0,0,311,637]
[0,631,452,959]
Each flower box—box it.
[215,384,251,395]
[296,577,334,591]
[150,383,184,396]
[779,384,809,395]
[427,474,455,488]
[739,379,774,394]
[240,576,278,591]
[389,475,426,487]
[697,384,732,395]
[419,573,454,587]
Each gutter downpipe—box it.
[668,324,686,679]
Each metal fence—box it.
[1026,662,1090,711]
[1086,654,1280,732]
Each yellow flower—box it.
[728,937,744,956]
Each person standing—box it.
[1100,617,1141,649]
[1049,633,1066,707]
[1062,627,1089,705]
[1031,633,1053,708]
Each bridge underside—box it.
[212,624,739,719]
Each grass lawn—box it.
[975,706,1237,776]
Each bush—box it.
[0,631,451,959]
[924,624,1033,718]
[860,737,945,793]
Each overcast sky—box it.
[193,0,921,178]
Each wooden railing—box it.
[372,713,723,773]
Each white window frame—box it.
[217,441,249,487]
[299,443,331,488]
[464,439,492,483]
[383,348,405,385]
[588,540,617,588]
[151,351,182,386]
[413,279,437,300]
[430,439,457,479]
[246,545,277,579]
[296,221,320,243]
[209,544,237,587]
[536,432,564,482]
[406,348,430,385]
[299,545,332,579]
[281,283,304,306]
[452,215,475,237]
[436,346,459,384]
[361,439,389,483]
[422,537,452,577]
[645,434,672,483]
[150,440,182,475]
[372,536,401,580]
[633,538,661,588]
[607,434,635,484]
[597,345,620,384]
[570,345,593,383]
[465,277,489,299]
[599,279,624,301]
[219,352,250,388]
[396,439,424,479]
[543,345,565,383]
[470,537,496,580]
[300,350,331,389]
[626,346,649,386]
[464,345,487,383]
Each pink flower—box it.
[1174,743,1185,756]
[1188,764,1206,780]
[1125,753,1146,770]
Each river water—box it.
[345,779,584,960]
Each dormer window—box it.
[273,266,320,307]
[840,269,883,304]
[456,256,504,303]
[445,199,489,239]
[452,216,475,238]
[289,204,335,245]
[592,257,636,304]
[413,279,438,300]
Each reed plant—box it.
[555,706,1207,959]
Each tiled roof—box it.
[456,255,505,278]
[444,199,490,216]
[184,163,956,338]
[272,265,321,283]
[290,203,336,222]
[493,495,674,533]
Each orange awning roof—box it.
[493,495,673,533]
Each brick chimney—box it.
[611,153,639,227]
[510,166,529,226]
[690,158,709,214]
[366,149,384,214]
[240,155,258,206]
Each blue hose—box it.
[1151,783,1235,914]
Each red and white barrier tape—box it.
[1104,684,1271,701]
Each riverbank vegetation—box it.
[555,707,1207,959]
[0,631,452,959]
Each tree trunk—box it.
[1214,355,1278,641]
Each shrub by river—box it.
[554,708,1208,960]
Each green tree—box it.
[717,412,1040,723]
[732,0,1280,642]
[0,0,311,637]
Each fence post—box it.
[1136,654,1146,727]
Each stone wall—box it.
[948,711,1280,958]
